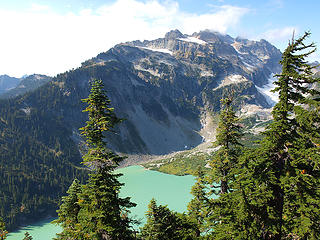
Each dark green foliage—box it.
[187,167,208,237]
[216,32,320,239]
[79,79,121,149]
[202,97,244,239]
[250,31,320,238]
[53,179,82,239]
[209,97,243,194]
[0,217,8,240]
[193,32,320,239]
[140,199,198,240]
[0,84,87,230]
[55,79,136,240]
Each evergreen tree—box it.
[55,79,136,239]
[53,179,82,239]
[140,199,198,240]
[0,217,8,240]
[77,79,136,239]
[187,167,208,237]
[209,97,243,194]
[204,97,244,239]
[232,31,320,239]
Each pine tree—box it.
[204,97,244,239]
[208,97,243,194]
[54,79,136,240]
[53,179,82,239]
[0,217,8,240]
[187,167,208,237]
[77,79,136,239]
[234,31,320,239]
[140,199,198,240]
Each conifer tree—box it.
[140,199,198,240]
[55,79,136,240]
[53,179,82,239]
[0,217,8,240]
[187,167,208,237]
[204,97,244,239]
[233,31,320,239]
[77,79,136,240]
[208,97,243,194]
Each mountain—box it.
[81,29,281,153]
[0,75,20,94]
[0,74,52,99]
[0,29,282,230]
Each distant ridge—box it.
[0,29,282,230]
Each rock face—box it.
[77,29,281,154]
[0,30,282,230]
[1,30,282,156]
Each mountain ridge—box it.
[0,74,52,99]
[0,29,282,230]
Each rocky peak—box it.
[193,30,234,44]
[164,29,185,39]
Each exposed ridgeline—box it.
[0,74,52,99]
[0,75,20,94]
[81,29,281,154]
[0,30,281,230]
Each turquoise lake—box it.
[7,165,195,240]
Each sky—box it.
[0,0,319,77]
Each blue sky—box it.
[0,0,319,77]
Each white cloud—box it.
[260,26,298,43]
[0,0,249,77]
[181,5,249,34]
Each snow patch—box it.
[255,74,278,105]
[140,47,173,55]
[34,75,44,80]
[178,37,206,45]
[260,55,270,61]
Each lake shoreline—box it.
[8,165,195,240]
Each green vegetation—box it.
[0,217,8,240]
[208,97,243,194]
[139,199,198,240]
[142,151,211,176]
[140,31,320,239]
[1,31,319,240]
[55,79,136,239]
[0,82,88,231]
[199,31,320,239]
